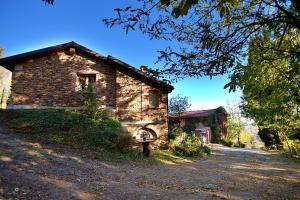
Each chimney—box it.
[140,65,148,72]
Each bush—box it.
[0,109,122,150]
[220,139,234,147]
[201,145,211,155]
[182,122,197,135]
[170,133,210,157]
[289,139,300,156]
[258,128,281,149]
[168,127,183,140]
[125,148,144,159]
[181,134,203,157]
[113,133,133,153]
[80,84,108,119]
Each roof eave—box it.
[0,42,174,92]
[107,55,174,93]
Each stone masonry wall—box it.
[9,50,169,147]
[116,70,169,147]
[10,50,116,108]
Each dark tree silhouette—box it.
[42,0,54,5]
[103,0,300,81]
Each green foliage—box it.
[170,133,210,157]
[225,99,249,147]
[233,143,245,148]
[104,0,300,81]
[180,134,203,157]
[88,118,123,148]
[289,139,300,156]
[289,129,300,140]
[226,116,242,141]
[113,133,133,153]
[232,30,300,155]
[110,148,144,160]
[168,127,183,140]
[208,112,221,143]
[220,139,234,147]
[226,100,243,143]
[0,109,123,150]
[200,145,211,155]
[168,94,191,116]
[81,84,107,119]
[182,122,197,135]
[258,128,281,149]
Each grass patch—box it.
[0,109,206,163]
[149,150,193,164]
[0,109,122,150]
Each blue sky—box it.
[0,0,241,110]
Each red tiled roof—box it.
[169,106,227,119]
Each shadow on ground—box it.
[1,131,300,200]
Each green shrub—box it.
[170,133,210,157]
[125,148,144,159]
[289,139,300,156]
[233,143,246,148]
[182,122,197,135]
[181,134,203,157]
[113,133,133,153]
[168,127,183,140]
[80,84,108,119]
[220,139,234,147]
[258,128,281,149]
[0,109,122,150]
[201,145,211,155]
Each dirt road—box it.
[0,131,299,200]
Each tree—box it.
[42,0,54,5]
[169,94,191,118]
[258,128,281,149]
[226,99,244,146]
[103,0,300,81]
[0,48,3,58]
[0,66,11,109]
[236,30,300,155]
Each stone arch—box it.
[133,128,158,142]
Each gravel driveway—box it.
[0,131,299,200]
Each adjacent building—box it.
[169,107,228,143]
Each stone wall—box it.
[10,50,116,108]
[8,50,169,147]
[115,70,169,147]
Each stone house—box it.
[0,41,174,147]
[169,107,228,143]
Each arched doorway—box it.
[133,128,157,157]
[133,128,157,142]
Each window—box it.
[149,91,159,108]
[78,74,96,91]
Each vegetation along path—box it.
[0,131,299,200]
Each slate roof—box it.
[0,41,173,92]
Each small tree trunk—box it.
[281,130,293,157]
[237,130,241,147]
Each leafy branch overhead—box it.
[42,0,54,5]
[103,0,300,81]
